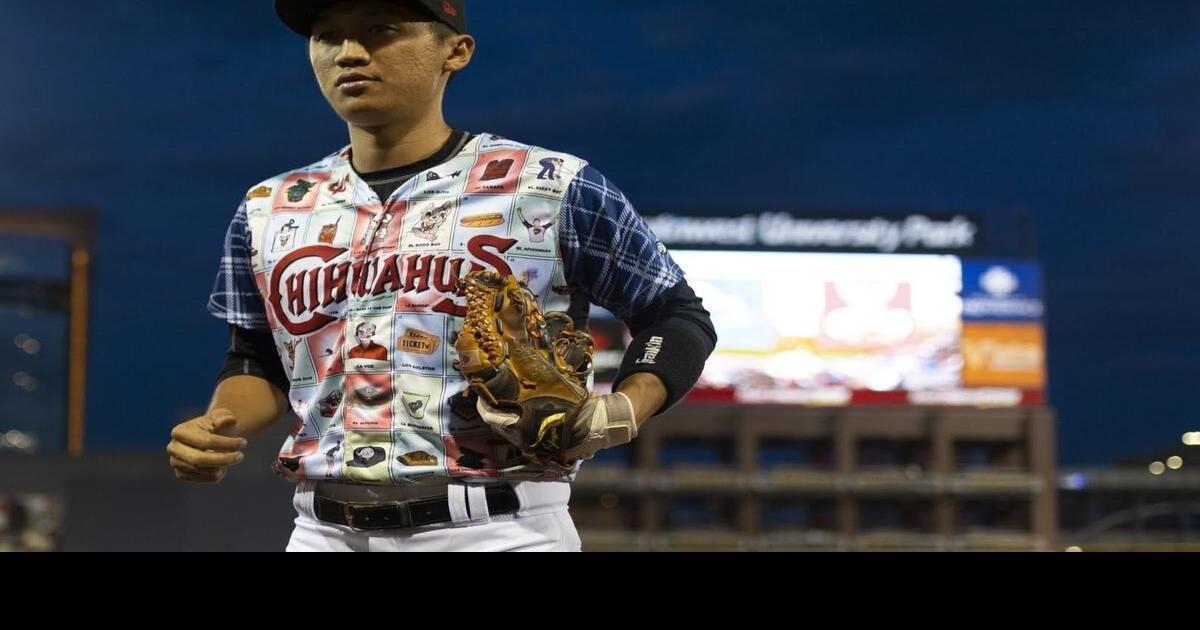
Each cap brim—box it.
[274,0,337,36]
[274,0,460,36]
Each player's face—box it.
[308,1,472,127]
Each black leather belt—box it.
[313,485,520,532]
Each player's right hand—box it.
[167,408,247,484]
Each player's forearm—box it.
[208,375,290,438]
[615,373,667,429]
[610,280,717,419]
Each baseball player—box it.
[167,0,717,552]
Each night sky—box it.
[2,1,1197,464]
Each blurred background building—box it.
[1,0,1197,551]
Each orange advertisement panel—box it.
[961,322,1046,389]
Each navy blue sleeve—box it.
[558,165,684,322]
[207,201,271,331]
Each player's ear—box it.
[444,34,475,74]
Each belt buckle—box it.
[343,501,414,532]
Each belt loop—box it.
[466,484,491,524]
[295,481,318,522]
[447,483,472,525]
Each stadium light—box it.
[1167,456,1183,470]
[1149,461,1166,475]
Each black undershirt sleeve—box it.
[217,324,291,395]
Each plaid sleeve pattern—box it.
[206,201,271,330]
[558,165,683,320]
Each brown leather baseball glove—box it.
[453,271,636,469]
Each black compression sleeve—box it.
[612,279,718,415]
[216,325,291,395]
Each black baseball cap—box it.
[275,0,467,36]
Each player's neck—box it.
[346,112,453,174]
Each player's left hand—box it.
[476,392,637,467]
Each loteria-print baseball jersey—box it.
[208,133,683,485]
